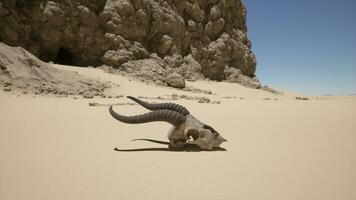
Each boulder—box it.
[101,50,134,68]
[165,73,186,88]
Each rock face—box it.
[0,0,258,86]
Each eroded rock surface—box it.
[0,0,258,88]
[165,73,186,89]
[0,42,110,97]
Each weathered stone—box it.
[83,92,94,99]
[165,73,186,88]
[101,50,133,68]
[185,2,205,22]
[158,35,174,55]
[202,33,231,80]
[224,67,261,89]
[0,42,109,96]
[3,82,12,87]
[198,97,211,103]
[296,97,309,100]
[120,58,167,84]
[3,87,11,91]
[0,0,258,88]
[261,85,282,95]
[163,54,184,68]
[131,42,150,59]
[205,18,225,37]
[177,54,203,81]
[209,5,221,21]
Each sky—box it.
[243,0,356,95]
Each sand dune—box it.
[1,65,356,200]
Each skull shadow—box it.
[114,139,227,152]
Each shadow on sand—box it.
[114,139,227,152]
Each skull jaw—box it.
[188,138,226,150]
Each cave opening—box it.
[54,48,75,65]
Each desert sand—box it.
[1,64,356,200]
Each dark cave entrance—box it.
[54,48,75,65]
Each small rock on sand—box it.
[3,87,12,91]
[89,102,99,106]
[198,97,210,103]
[165,73,185,89]
[83,92,94,99]
[3,82,12,87]
[296,96,309,100]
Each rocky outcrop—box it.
[224,67,261,89]
[0,0,258,87]
[0,42,110,97]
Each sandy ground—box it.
[1,65,356,200]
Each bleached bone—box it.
[109,96,227,150]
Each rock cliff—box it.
[0,0,258,87]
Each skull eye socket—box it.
[187,129,199,140]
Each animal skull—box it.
[109,96,227,150]
[187,126,227,150]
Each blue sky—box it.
[244,0,356,95]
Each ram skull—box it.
[109,96,227,150]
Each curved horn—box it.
[127,96,190,115]
[109,106,186,127]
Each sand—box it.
[1,64,356,200]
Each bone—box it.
[109,106,186,127]
[109,96,227,150]
[127,96,190,115]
